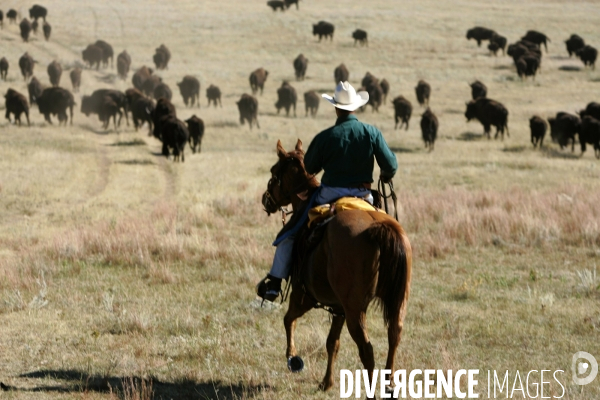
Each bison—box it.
[132,66,153,91]
[7,10,18,24]
[4,88,30,126]
[415,80,431,106]
[83,95,121,131]
[82,45,103,70]
[29,5,47,21]
[466,26,496,47]
[42,21,51,41]
[284,0,300,9]
[313,21,334,42]
[249,68,268,95]
[70,68,81,92]
[565,34,585,57]
[579,116,600,158]
[548,112,580,151]
[19,18,32,42]
[465,97,509,140]
[131,96,155,135]
[293,54,308,81]
[275,81,297,117]
[19,53,35,81]
[206,84,222,107]
[32,19,38,34]
[177,76,200,107]
[470,80,487,100]
[304,91,319,117]
[47,61,62,87]
[37,87,74,125]
[365,83,383,112]
[185,115,205,153]
[521,30,550,53]
[267,1,285,11]
[153,44,170,70]
[490,33,507,55]
[95,40,114,68]
[142,75,162,97]
[153,115,189,162]
[579,102,600,120]
[81,89,129,127]
[117,51,131,80]
[392,96,412,130]
[153,82,172,101]
[237,94,259,129]
[0,57,8,81]
[380,79,389,104]
[352,29,368,46]
[0,11,3,28]
[529,116,547,148]
[28,76,43,105]
[576,45,597,69]
[421,108,438,151]
[334,63,349,83]
[516,55,540,80]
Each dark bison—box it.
[153,44,170,70]
[81,89,129,127]
[334,63,349,83]
[470,80,487,100]
[565,34,585,57]
[267,1,285,11]
[465,97,509,140]
[421,108,438,151]
[28,76,43,105]
[352,29,368,46]
[529,116,547,148]
[0,57,8,81]
[132,66,153,91]
[153,82,172,101]
[177,75,200,107]
[131,96,154,135]
[466,26,496,47]
[275,81,297,117]
[522,30,550,52]
[19,53,35,81]
[153,115,189,162]
[579,116,600,158]
[5,88,30,126]
[82,45,103,70]
[237,94,259,129]
[361,72,378,91]
[489,33,507,55]
[153,98,176,121]
[415,80,431,106]
[488,42,500,56]
[293,54,308,81]
[392,96,412,130]
[7,10,18,24]
[548,112,580,151]
[380,79,389,104]
[95,40,114,68]
[47,61,62,87]
[117,51,131,80]
[185,115,205,154]
[125,88,145,107]
[284,0,300,9]
[29,5,47,21]
[516,55,540,80]
[70,68,81,92]
[206,84,222,107]
[579,102,600,120]
[0,11,3,28]
[19,18,32,42]
[313,21,334,42]
[82,95,121,130]
[304,91,319,117]
[576,45,597,69]
[365,83,383,112]
[42,21,51,40]
[142,75,162,97]
[249,68,268,95]
[37,87,74,125]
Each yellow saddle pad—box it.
[308,197,385,227]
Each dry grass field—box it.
[0,0,599,398]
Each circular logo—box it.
[572,351,598,386]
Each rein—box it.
[378,178,399,221]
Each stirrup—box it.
[256,277,281,304]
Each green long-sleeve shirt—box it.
[304,114,398,187]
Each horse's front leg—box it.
[319,314,345,391]
[284,288,315,358]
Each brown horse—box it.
[261,139,412,396]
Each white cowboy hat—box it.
[322,81,369,111]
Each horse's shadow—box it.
[2,369,270,399]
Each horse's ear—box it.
[295,139,303,152]
[276,140,286,158]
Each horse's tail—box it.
[368,218,412,327]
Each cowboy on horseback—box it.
[258,81,398,302]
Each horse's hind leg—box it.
[284,289,315,359]
[319,315,345,391]
[346,311,375,394]
[385,317,404,378]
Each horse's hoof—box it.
[318,380,333,391]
